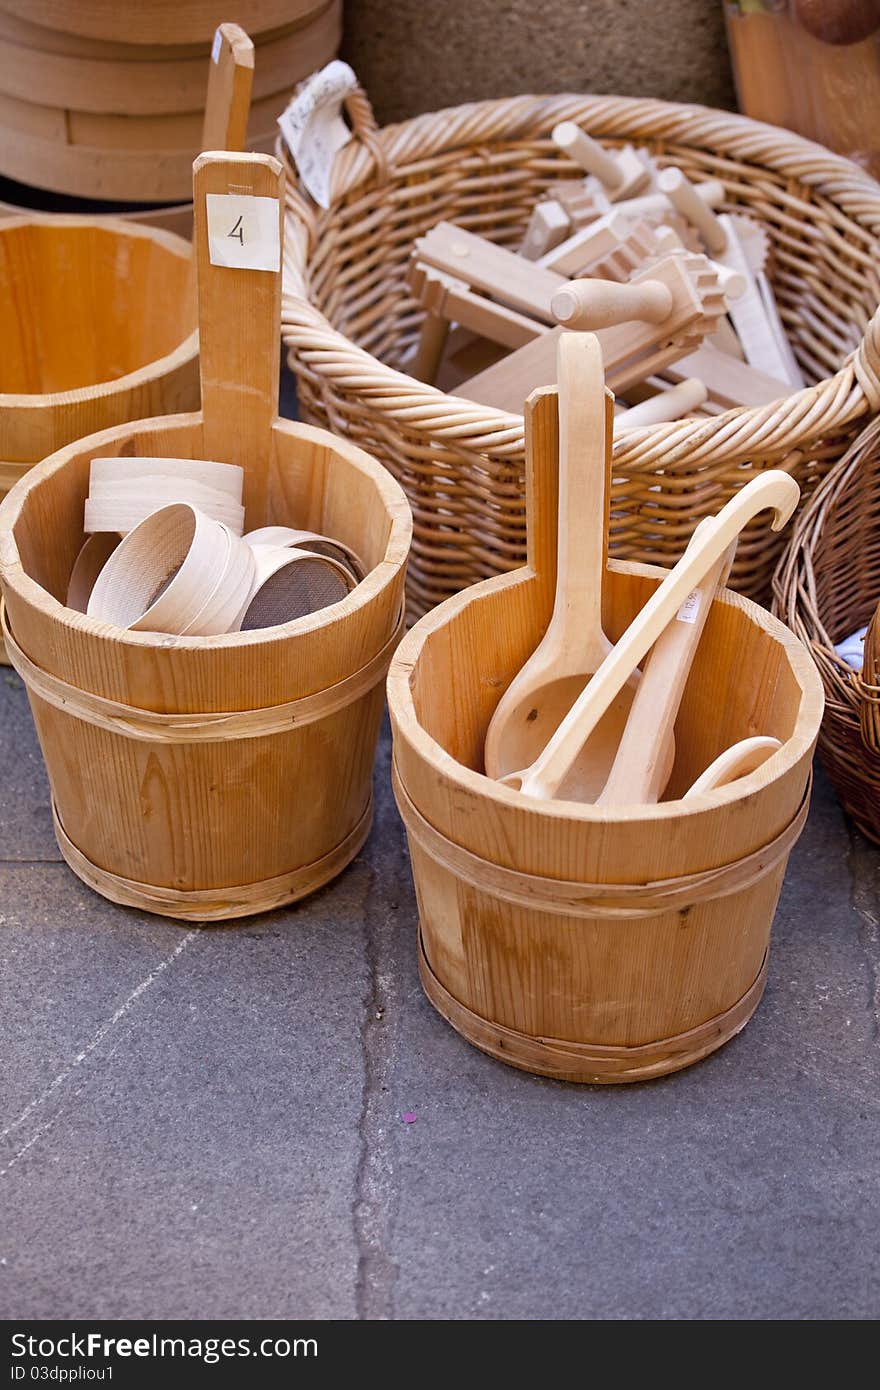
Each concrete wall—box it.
[341,0,735,126]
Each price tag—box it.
[211,27,222,63]
[277,60,358,209]
[676,590,702,625]
[206,194,280,272]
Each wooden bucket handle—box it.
[192,150,285,530]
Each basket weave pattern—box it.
[281,92,880,617]
[773,415,880,845]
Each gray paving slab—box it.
[368,740,880,1321]
[1,676,878,1321]
[0,675,58,861]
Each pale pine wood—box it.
[614,377,707,429]
[539,212,658,280]
[598,540,736,805]
[460,253,727,413]
[520,200,571,260]
[0,2,337,115]
[412,222,566,323]
[201,24,254,152]
[386,386,824,1082]
[194,152,282,528]
[0,0,319,47]
[0,152,412,917]
[661,345,790,409]
[483,333,628,792]
[683,736,782,800]
[0,217,198,475]
[503,473,801,800]
[552,121,653,201]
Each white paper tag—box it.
[277,60,357,209]
[206,194,280,272]
[211,27,222,63]
[676,589,702,625]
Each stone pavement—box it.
[1,666,878,1320]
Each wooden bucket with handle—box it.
[387,385,823,1083]
[0,151,411,922]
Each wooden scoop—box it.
[597,527,737,805]
[500,470,800,800]
[483,332,644,799]
[683,737,783,800]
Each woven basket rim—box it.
[280,89,880,464]
[772,414,880,703]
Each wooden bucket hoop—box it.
[2,602,405,742]
[417,932,770,1085]
[392,761,812,921]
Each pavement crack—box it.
[845,821,880,1043]
[0,928,199,1178]
[352,790,403,1320]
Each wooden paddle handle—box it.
[193,151,284,529]
[201,23,254,152]
[597,534,736,806]
[552,277,673,328]
[683,737,782,799]
[504,470,801,799]
[615,378,708,429]
[552,121,623,191]
[657,167,727,255]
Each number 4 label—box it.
[206,193,281,272]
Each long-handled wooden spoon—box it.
[682,737,782,800]
[500,470,800,800]
[483,332,644,800]
[597,527,737,805]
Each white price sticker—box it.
[211,27,222,63]
[676,590,702,625]
[206,194,280,272]
[277,60,358,209]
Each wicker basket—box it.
[280,90,880,618]
[772,416,880,845]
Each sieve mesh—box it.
[241,556,351,630]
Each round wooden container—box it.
[0,154,412,920]
[0,0,341,201]
[387,388,824,1083]
[0,1,317,47]
[0,215,198,504]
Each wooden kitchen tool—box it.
[552,121,654,201]
[201,22,254,152]
[597,532,737,805]
[683,737,783,800]
[461,252,729,410]
[614,377,708,429]
[244,525,365,580]
[656,167,804,388]
[0,150,411,919]
[500,471,801,800]
[483,333,640,792]
[66,533,122,614]
[84,457,245,535]
[86,502,256,635]
[239,543,355,629]
[538,211,659,280]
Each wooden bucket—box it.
[0,152,411,922]
[0,215,199,502]
[388,387,824,1083]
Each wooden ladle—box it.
[597,526,737,806]
[500,470,801,800]
[483,332,644,800]
[682,737,782,800]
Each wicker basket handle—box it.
[854,304,880,411]
[859,603,880,753]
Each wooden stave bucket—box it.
[0,214,199,492]
[387,388,824,1084]
[0,410,410,920]
[0,151,412,921]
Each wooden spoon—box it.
[682,737,782,800]
[483,332,643,800]
[597,527,737,806]
[500,470,800,800]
